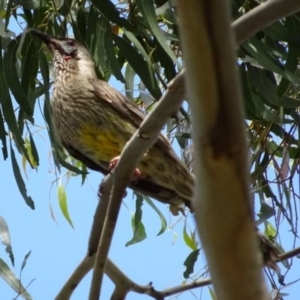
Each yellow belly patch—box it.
[78,125,129,162]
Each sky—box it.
[1,10,300,300]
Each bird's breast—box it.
[51,83,136,162]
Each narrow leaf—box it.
[0,216,14,266]
[28,133,39,167]
[0,107,8,159]
[135,0,180,68]
[4,39,32,117]
[124,64,135,99]
[243,37,300,85]
[90,0,135,31]
[21,250,31,272]
[105,24,124,82]
[0,258,32,300]
[113,34,161,99]
[183,249,200,279]
[183,223,197,251]
[143,195,167,236]
[57,184,74,228]
[0,37,31,166]
[126,194,146,246]
[10,143,35,209]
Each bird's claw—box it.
[109,156,141,180]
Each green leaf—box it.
[58,0,72,16]
[247,66,300,109]
[0,216,14,266]
[135,0,180,68]
[20,250,31,272]
[126,193,146,246]
[0,37,32,166]
[90,0,135,31]
[124,64,135,99]
[209,287,218,300]
[176,134,188,149]
[242,37,300,85]
[124,29,156,87]
[10,143,35,209]
[86,5,99,48]
[113,34,161,99]
[264,221,277,239]
[94,17,110,79]
[105,25,124,82]
[277,45,299,98]
[5,0,13,30]
[143,194,167,236]
[28,132,39,167]
[183,224,197,251]
[183,249,200,279]
[240,68,261,120]
[20,34,39,98]
[0,258,32,300]
[4,39,33,117]
[0,107,7,159]
[256,202,276,226]
[263,20,297,44]
[57,184,74,228]
[76,7,86,39]
[15,0,46,9]
[153,37,177,81]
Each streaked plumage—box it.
[30,29,194,210]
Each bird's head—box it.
[30,29,96,79]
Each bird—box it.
[30,29,283,274]
[29,29,195,212]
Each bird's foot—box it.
[109,156,141,180]
[97,156,141,199]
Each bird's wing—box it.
[89,79,178,159]
[63,142,187,207]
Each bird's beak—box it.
[30,29,64,53]
[30,29,53,44]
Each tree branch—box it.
[56,243,300,299]
[233,0,300,45]
[177,1,270,300]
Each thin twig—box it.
[55,242,300,300]
[278,246,300,262]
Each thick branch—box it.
[233,0,300,45]
[177,1,269,300]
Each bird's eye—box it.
[66,40,75,46]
